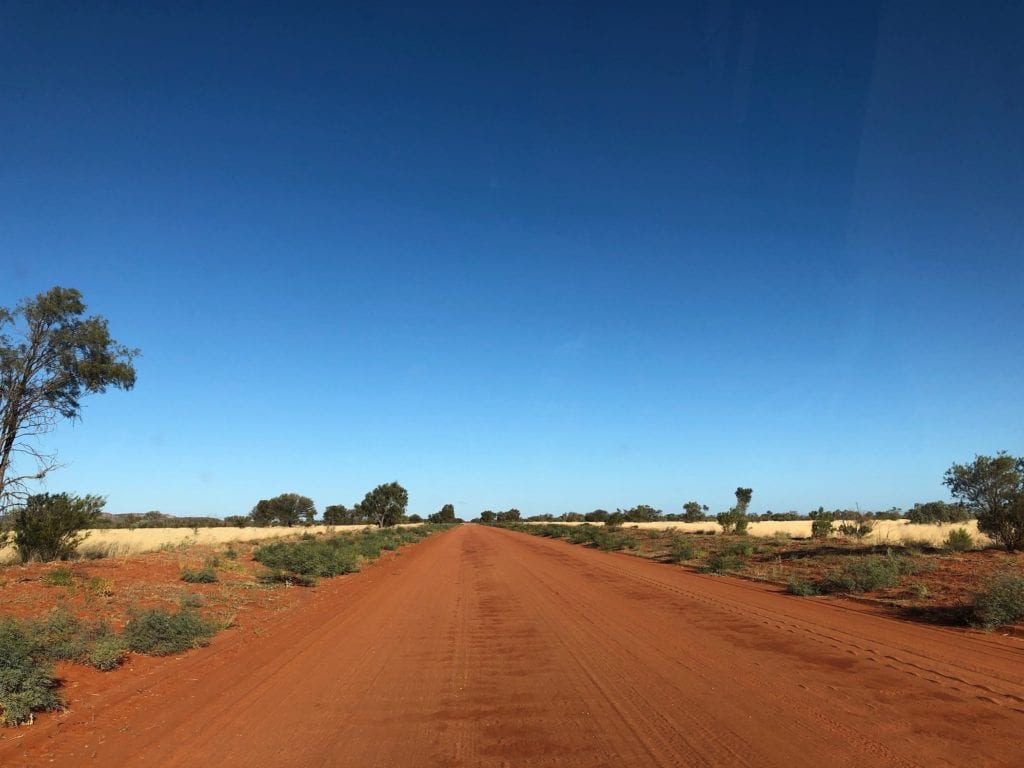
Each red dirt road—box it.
[3,525,1023,767]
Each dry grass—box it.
[527,520,989,546]
[0,524,384,564]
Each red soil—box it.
[1,525,1022,767]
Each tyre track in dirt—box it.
[1,524,1021,767]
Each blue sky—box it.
[2,2,1022,518]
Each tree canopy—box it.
[944,453,1024,551]
[250,493,316,527]
[0,287,137,509]
[359,482,408,527]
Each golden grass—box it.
[526,519,989,545]
[619,519,989,545]
[0,524,378,564]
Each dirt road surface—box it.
[2,525,1022,767]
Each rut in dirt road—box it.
[3,524,1023,767]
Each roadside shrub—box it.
[971,571,1024,629]
[33,607,91,662]
[41,568,74,587]
[11,493,105,563]
[786,578,820,596]
[702,552,745,574]
[123,608,217,656]
[811,518,834,539]
[667,537,696,562]
[836,518,874,539]
[257,569,317,587]
[820,551,916,594]
[88,635,126,671]
[223,546,238,560]
[716,509,749,535]
[0,617,61,726]
[181,566,218,584]
[254,538,359,577]
[944,527,974,552]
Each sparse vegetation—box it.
[181,566,219,583]
[971,571,1024,629]
[944,527,974,552]
[122,608,218,656]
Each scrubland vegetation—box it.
[0,524,454,726]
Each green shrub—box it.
[257,569,317,587]
[820,551,917,593]
[181,567,218,584]
[123,608,217,656]
[33,607,90,662]
[223,546,239,560]
[254,538,360,577]
[41,568,74,587]
[0,618,61,726]
[944,527,974,552]
[11,493,104,563]
[701,553,745,574]
[667,537,696,562]
[811,518,834,539]
[971,571,1024,629]
[836,519,874,539]
[786,578,820,596]
[88,634,126,671]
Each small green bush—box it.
[181,567,218,584]
[11,493,104,563]
[254,538,360,577]
[42,568,74,587]
[820,551,917,593]
[123,608,217,656]
[88,634,126,671]
[944,527,974,552]
[257,569,317,587]
[223,546,239,560]
[786,578,820,596]
[701,553,745,574]
[971,571,1024,629]
[667,537,696,562]
[811,518,834,539]
[0,618,61,726]
[836,519,874,539]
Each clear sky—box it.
[2,2,1022,519]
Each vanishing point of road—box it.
[4,525,1022,767]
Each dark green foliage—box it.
[971,571,1024,629]
[604,511,625,529]
[584,509,609,523]
[181,566,218,584]
[702,552,745,574]
[254,538,360,577]
[425,501,454,528]
[250,493,316,527]
[257,569,317,587]
[123,608,217,656]
[682,501,708,522]
[88,635,126,671]
[906,501,973,524]
[12,493,104,563]
[786,578,820,596]
[820,551,918,594]
[667,537,696,562]
[358,482,408,528]
[809,507,833,539]
[836,517,874,539]
[0,618,61,726]
[323,504,366,525]
[944,453,1024,552]
[42,568,74,587]
[717,487,753,534]
[944,527,975,552]
[0,287,137,510]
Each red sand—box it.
[2,524,1022,767]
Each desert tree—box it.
[359,482,408,527]
[429,503,456,524]
[250,493,316,527]
[682,501,708,523]
[944,453,1024,551]
[0,287,137,510]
